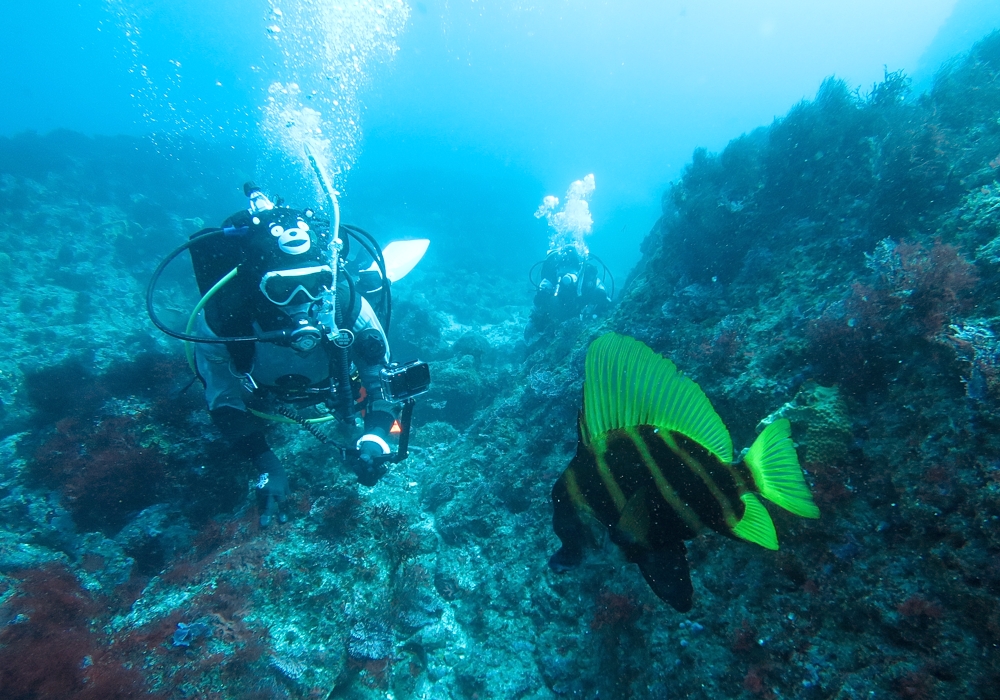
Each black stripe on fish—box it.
[601,427,744,538]
[648,429,746,534]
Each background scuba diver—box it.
[148,182,430,527]
[524,244,612,343]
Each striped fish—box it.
[549,333,820,612]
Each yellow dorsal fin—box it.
[745,419,820,519]
[584,333,733,463]
[731,493,779,550]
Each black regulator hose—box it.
[341,224,392,331]
[148,222,389,348]
[589,253,616,299]
[528,260,544,289]
[145,229,262,344]
[342,224,386,272]
[343,265,357,325]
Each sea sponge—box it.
[758,382,852,465]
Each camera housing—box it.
[380,361,431,401]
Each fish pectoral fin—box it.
[731,493,779,551]
[744,419,820,519]
[612,488,651,549]
[635,539,693,613]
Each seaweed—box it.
[0,566,156,699]
[28,415,172,534]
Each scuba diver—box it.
[147,169,430,527]
[524,244,613,344]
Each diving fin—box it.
[635,539,694,613]
[367,239,430,283]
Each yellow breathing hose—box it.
[185,266,238,375]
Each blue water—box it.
[4,3,1000,698]
[3,0,997,279]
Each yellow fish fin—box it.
[583,333,733,463]
[731,493,779,551]
[745,419,820,519]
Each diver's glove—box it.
[254,450,288,527]
[352,433,391,487]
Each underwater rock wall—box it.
[595,30,1000,698]
[1,32,1000,700]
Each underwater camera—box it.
[380,361,431,401]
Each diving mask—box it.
[259,265,334,306]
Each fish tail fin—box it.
[635,540,693,612]
[744,419,821,519]
[731,493,779,550]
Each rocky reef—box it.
[1,32,1000,700]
